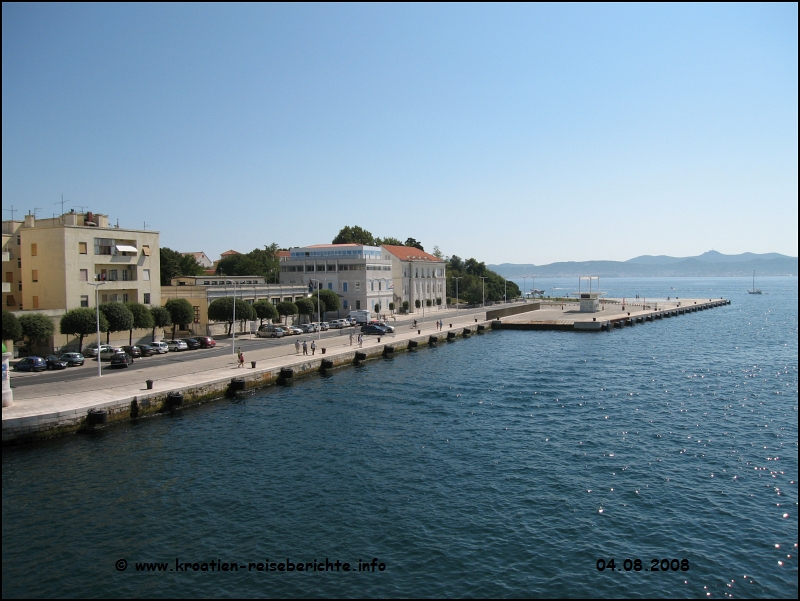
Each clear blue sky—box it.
[3,3,797,264]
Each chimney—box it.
[24,214,35,228]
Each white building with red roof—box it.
[382,245,447,314]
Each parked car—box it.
[283,326,302,335]
[99,346,124,361]
[45,355,69,370]
[14,357,47,372]
[361,324,390,335]
[136,345,156,357]
[84,344,113,358]
[194,336,216,348]
[328,319,347,329]
[109,352,134,368]
[369,320,395,333]
[122,345,142,358]
[166,340,188,351]
[151,341,169,354]
[59,352,85,366]
[257,325,285,338]
[299,323,318,333]
[181,338,202,350]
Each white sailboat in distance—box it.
[748,271,762,294]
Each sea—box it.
[2,276,797,598]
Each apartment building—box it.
[383,245,447,313]
[279,244,394,315]
[2,211,160,312]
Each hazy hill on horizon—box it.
[489,251,798,278]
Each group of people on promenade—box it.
[293,339,318,355]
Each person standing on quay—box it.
[358,333,363,347]
[295,339,300,354]
[237,348,244,368]
[349,331,354,345]
[302,340,308,355]
[311,340,316,355]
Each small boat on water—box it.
[748,271,762,294]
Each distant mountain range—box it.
[489,251,798,278]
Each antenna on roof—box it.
[73,205,88,213]
[55,194,68,215]
[31,207,42,218]
[2,205,17,220]
[143,221,150,230]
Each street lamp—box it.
[231,280,237,355]
[89,282,106,377]
[451,276,462,319]
[478,276,488,309]
[522,276,529,302]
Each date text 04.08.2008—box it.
[597,558,689,572]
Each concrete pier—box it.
[494,298,729,332]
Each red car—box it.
[194,336,216,348]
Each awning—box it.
[141,245,151,256]
[116,245,138,253]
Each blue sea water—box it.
[2,277,797,598]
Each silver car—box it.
[166,340,188,351]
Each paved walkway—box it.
[2,305,498,422]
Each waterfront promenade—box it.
[2,297,728,443]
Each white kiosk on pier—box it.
[573,276,605,313]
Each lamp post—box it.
[451,276,462,319]
[504,277,507,304]
[90,282,106,377]
[522,276,529,302]
[479,276,488,309]
[231,281,237,355]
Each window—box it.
[108,269,118,281]
[6,295,15,306]
[343,299,348,309]
[342,282,348,292]
[143,269,150,281]
[356,300,361,310]
[328,282,333,290]
[143,293,151,304]
[79,269,88,282]
[78,242,87,254]
[31,270,38,282]
[204,281,210,285]
[355,281,361,290]
[94,238,112,255]
[142,245,151,256]
[32,296,39,308]
[17,258,21,268]
[123,294,129,303]
[31,243,37,256]
[194,306,200,323]
[18,282,22,291]
[101,294,108,303]
[80,295,89,307]
[5,272,12,283]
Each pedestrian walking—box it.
[295,339,300,354]
[349,332,354,345]
[358,333,363,347]
[237,348,244,368]
[302,340,308,355]
[311,340,316,355]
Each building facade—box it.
[279,244,394,316]
[2,212,160,312]
[162,276,307,335]
[383,245,447,313]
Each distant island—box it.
[489,251,798,278]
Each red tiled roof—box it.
[220,249,241,257]
[382,245,442,262]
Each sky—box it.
[2,3,797,265]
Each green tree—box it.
[19,313,55,349]
[436,297,442,307]
[149,306,172,341]
[164,298,194,339]
[426,299,432,307]
[216,244,281,283]
[125,302,154,345]
[332,226,376,246]
[294,298,315,323]
[389,302,395,313]
[160,247,205,286]
[253,299,278,326]
[99,303,134,344]
[178,253,205,277]
[277,301,298,325]
[404,237,424,251]
[2,309,22,343]
[374,302,381,315]
[60,308,107,353]
[318,289,340,314]
[432,245,443,259]
[402,300,409,312]
[415,299,421,309]
[208,297,255,335]
[376,236,403,246]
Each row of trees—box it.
[332,225,427,252]
[445,255,521,304]
[160,244,284,286]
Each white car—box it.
[99,346,125,360]
[166,340,188,351]
[83,343,113,358]
[151,341,169,354]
